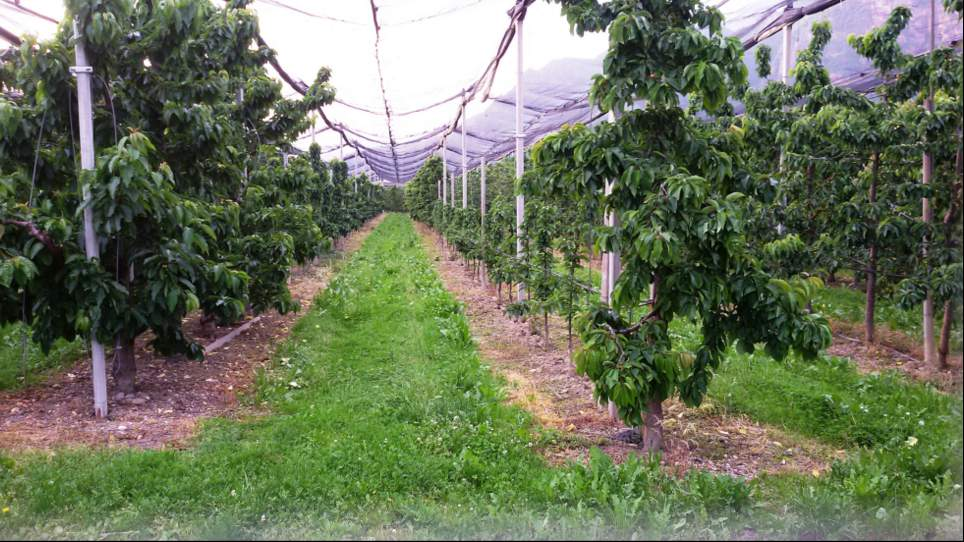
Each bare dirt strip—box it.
[415,223,834,479]
[0,215,385,451]
[826,324,962,393]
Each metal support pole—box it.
[71,19,108,419]
[480,155,487,286]
[601,111,621,306]
[515,16,525,302]
[602,111,620,421]
[451,167,456,207]
[780,16,793,86]
[922,0,937,364]
[441,146,448,206]
[776,9,793,236]
[480,157,487,229]
[462,94,468,209]
[603,198,620,302]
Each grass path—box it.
[0,214,583,538]
[0,214,960,539]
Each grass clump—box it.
[0,324,83,391]
[709,345,963,537]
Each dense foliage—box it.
[742,8,963,367]
[0,0,384,394]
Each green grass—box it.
[0,324,84,391]
[0,214,961,539]
[553,259,601,291]
[0,215,752,538]
[813,285,963,354]
[704,325,963,537]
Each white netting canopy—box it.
[2,0,961,183]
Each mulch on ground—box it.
[0,215,384,451]
[827,321,962,393]
[416,223,834,479]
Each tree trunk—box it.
[543,311,550,350]
[938,141,962,369]
[865,244,877,344]
[112,335,136,394]
[497,282,502,308]
[938,299,954,370]
[865,153,880,345]
[640,399,664,453]
[640,276,665,451]
[568,265,575,355]
[805,163,816,244]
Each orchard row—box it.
[406,2,963,452]
[1,1,391,396]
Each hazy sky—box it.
[6,1,954,180]
[1,1,612,179]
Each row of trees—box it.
[407,0,962,452]
[1,0,384,395]
[742,6,963,368]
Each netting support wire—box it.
[514,12,526,303]
[742,0,843,50]
[368,0,402,183]
[70,18,109,419]
[462,91,468,209]
[0,22,21,45]
[431,0,534,157]
[257,33,380,178]
[1,0,58,24]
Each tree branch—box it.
[2,219,64,263]
[601,307,658,337]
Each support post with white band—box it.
[461,93,468,210]
[71,19,109,418]
[514,13,525,302]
